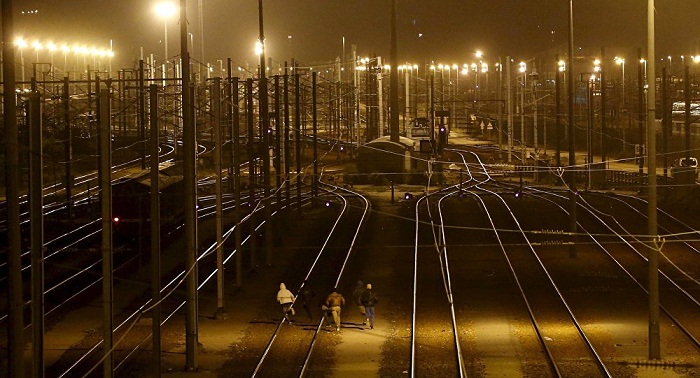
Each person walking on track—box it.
[352,280,366,325]
[360,283,379,329]
[324,288,345,331]
[277,283,295,324]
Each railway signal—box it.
[438,126,447,152]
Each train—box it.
[111,164,184,245]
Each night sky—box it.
[12,1,700,69]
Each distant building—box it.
[356,135,416,174]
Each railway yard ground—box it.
[6,133,700,377]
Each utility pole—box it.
[3,0,25,374]
[567,0,578,258]
[646,0,660,360]
[180,0,199,370]
[498,57,504,161]
[638,48,645,177]
[29,83,45,378]
[99,86,114,378]
[601,47,607,164]
[506,57,513,163]
[389,0,399,143]
[258,0,273,267]
[149,84,162,378]
[556,55,562,167]
[63,77,74,218]
[213,78,225,314]
[520,66,526,162]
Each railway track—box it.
[250,177,370,377]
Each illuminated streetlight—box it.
[615,57,625,108]
[14,38,28,83]
[519,61,527,161]
[154,2,177,66]
[31,40,43,63]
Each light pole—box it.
[61,44,70,76]
[471,62,478,107]
[556,59,566,166]
[31,40,42,67]
[198,0,204,68]
[530,63,538,153]
[519,61,527,162]
[445,64,451,127]
[47,42,56,76]
[615,57,625,109]
[582,72,596,189]
[438,64,445,106]
[452,63,459,98]
[15,38,27,85]
[155,2,177,74]
[647,0,659,360]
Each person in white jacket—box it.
[277,283,295,323]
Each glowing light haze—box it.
[13,0,700,67]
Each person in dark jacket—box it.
[298,285,315,322]
[352,280,366,324]
[324,288,345,331]
[360,283,379,329]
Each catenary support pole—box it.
[258,0,273,267]
[647,0,660,360]
[3,0,24,373]
[246,79,257,269]
[275,76,282,208]
[213,78,225,312]
[568,0,578,258]
[389,0,400,143]
[507,57,513,163]
[230,72,243,287]
[149,83,162,377]
[63,77,74,219]
[313,72,319,199]
[295,73,302,215]
[555,55,561,167]
[661,67,668,177]
[601,47,607,165]
[284,65,291,207]
[139,59,146,170]
[638,48,645,177]
[99,86,114,378]
[29,83,45,378]
[180,0,198,370]
[684,66,691,162]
